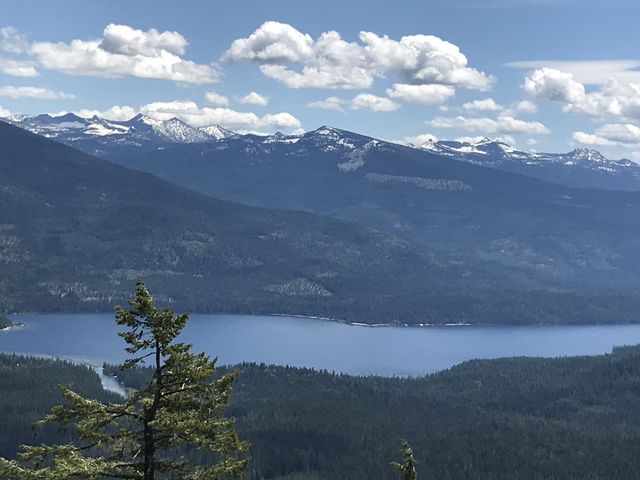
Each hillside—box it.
[0,120,464,321]
[3,119,640,323]
[96,126,640,292]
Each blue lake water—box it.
[3,314,640,377]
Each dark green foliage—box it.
[0,355,121,461]
[392,441,418,480]
[6,347,640,478]
[0,283,248,479]
[90,346,640,479]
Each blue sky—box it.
[1,0,639,159]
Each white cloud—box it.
[0,58,39,77]
[630,151,640,162]
[593,123,640,144]
[387,83,455,104]
[573,123,640,147]
[0,105,11,117]
[0,26,29,54]
[204,91,229,106]
[523,68,586,103]
[138,100,302,131]
[360,31,494,91]
[30,24,218,84]
[350,93,399,112]
[259,63,372,89]
[239,91,269,106]
[456,134,517,146]
[513,100,538,114]
[428,114,550,135]
[69,105,138,121]
[308,94,399,112]
[224,21,493,96]
[307,96,346,112]
[462,98,502,111]
[526,138,537,146]
[0,85,74,99]
[224,21,314,64]
[523,68,640,120]
[508,59,640,85]
[261,112,301,129]
[571,131,615,146]
[400,133,438,145]
[99,23,187,57]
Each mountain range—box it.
[413,137,640,191]
[3,114,640,324]
[5,112,640,191]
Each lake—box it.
[2,314,640,377]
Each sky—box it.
[1,0,639,159]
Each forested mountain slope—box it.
[3,348,640,479]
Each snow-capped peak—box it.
[565,148,608,163]
[199,124,237,140]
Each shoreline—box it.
[269,313,477,328]
[0,322,25,332]
[7,311,640,329]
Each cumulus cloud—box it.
[428,114,550,135]
[350,93,399,112]
[463,98,502,111]
[573,123,640,147]
[509,59,640,85]
[0,85,74,99]
[571,131,615,146]
[238,91,269,106]
[29,24,218,84]
[307,96,346,112]
[138,100,301,131]
[204,91,229,106]
[224,21,314,64]
[361,32,494,91]
[0,26,29,54]
[522,68,640,121]
[400,133,438,145]
[224,21,493,97]
[0,58,39,77]
[387,83,455,104]
[0,105,11,117]
[456,134,517,146]
[99,24,187,57]
[259,63,372,89]
[68,105,138,121]
[524,68,586,104]
[261,112,301,129]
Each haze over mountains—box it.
[3,114,640,323]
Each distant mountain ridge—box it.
[412,137,640,190]
[3,112,235,154]
[5,111,640,190]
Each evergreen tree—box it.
[0,281,249,480]
[392,440,418,480]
